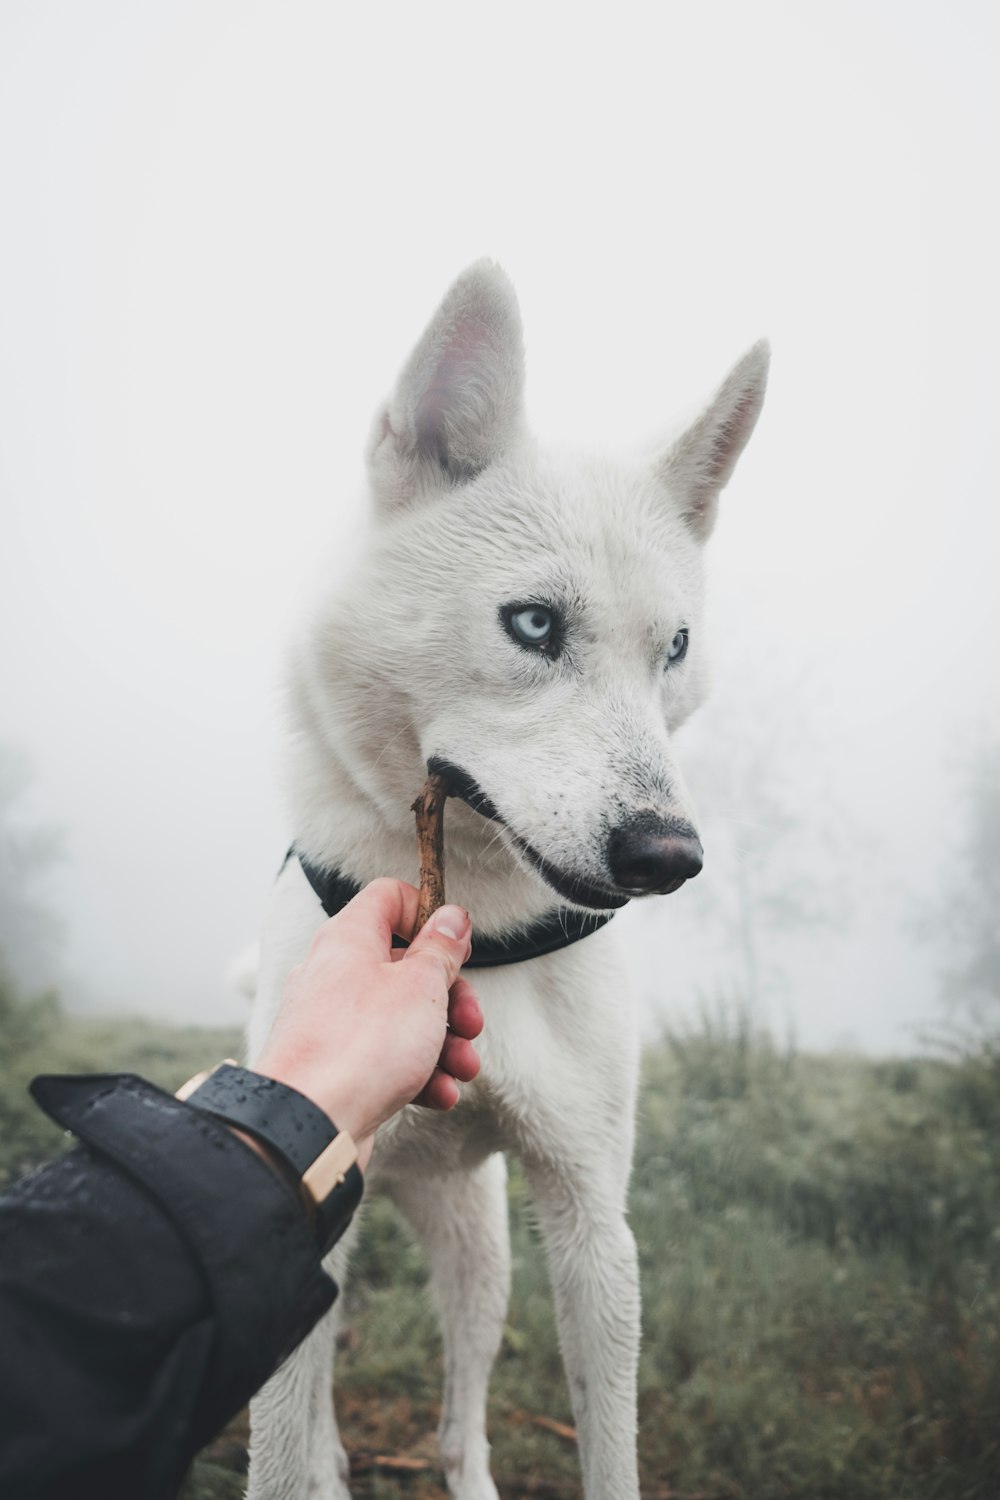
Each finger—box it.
[447,977,484,1040]
[413,1068,461,1111]
[437,1032,480,1084]
[401,904,472,988]
[332,878,422,961]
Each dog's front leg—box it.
[524,1162,641,1500]
[390,1152,510,1500]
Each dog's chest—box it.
[372,979,557,1179]
[372,1092,509,1183]
[372,936,634,1183]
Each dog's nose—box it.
[607,818,703,894]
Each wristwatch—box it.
[177,1061,364,1256]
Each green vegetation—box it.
[2,976,998,1498]
[0,973,240,1189]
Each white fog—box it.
[1,1,998,1053]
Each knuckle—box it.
[362,875,397,904]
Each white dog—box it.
[244,262,768,1500]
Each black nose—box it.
[607,816,703,894]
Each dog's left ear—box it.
[656,340,770,540]
[367,260,525,512]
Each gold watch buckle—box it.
[302,1131,358,1205]
[175,1059,239,1102]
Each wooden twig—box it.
[349,1450,431,1475]
[508,1409,578,1443]
[347,1443,723,1500]
[411,771,449,935]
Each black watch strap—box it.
[180,1063,363,1256]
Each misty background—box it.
[1,0,998,1052]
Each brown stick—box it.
[508,1409,578,1444]
[349,1451,431,1475]
[410,772,449,935]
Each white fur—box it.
[245,261,768,1500]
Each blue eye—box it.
[666,628,689,666]
[511,607,552,643]
[502,603,559,653]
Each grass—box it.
[2,976,999,1499]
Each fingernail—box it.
[433,905,471,942]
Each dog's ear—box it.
[656,340,770,540]
[367,260,525,511]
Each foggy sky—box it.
[1,1,998,1051]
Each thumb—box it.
[403,904,472,986]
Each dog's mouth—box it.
[508,836,631,910]
[429,759,505,824]
[427,756,631,912]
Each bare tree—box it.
[941,741,1000,1020]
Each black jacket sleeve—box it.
[0,1073,337,1500]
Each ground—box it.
[3,983,999,1499]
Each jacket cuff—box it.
[30,1072,336,1396]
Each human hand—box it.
[254,879,483,1165]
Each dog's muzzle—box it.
[428,758,702,905]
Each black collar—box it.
[290,848,616,967]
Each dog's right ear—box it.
[367,261,525,512]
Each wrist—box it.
[225,1124,303,1191]
[177,1062,367,1254]
[252,1051,375,1153]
